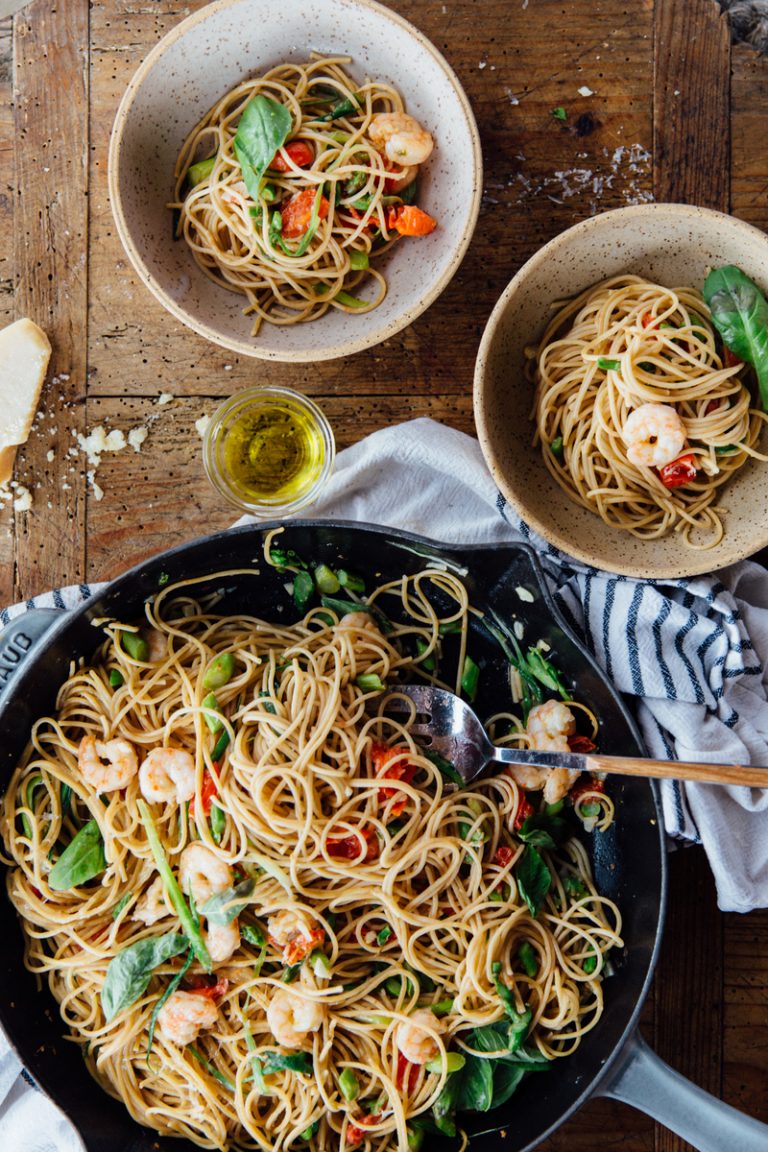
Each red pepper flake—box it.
[373,742,419,818]
[183,974,229,1001]
[327,825,379,863]
[513,793,534,830]
[396,1051,420,1093]
[723,347,743,369]
[659,453,697,490]
[346,1114,383,1147]
[493,845,515,867]
[570,775,606,804]
[190,761,220,819]
[567,734,597,754]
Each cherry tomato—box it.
[281,187,329,238]
[658,453,697,489]
[385,204,437,236]
[269,140,315,171]
[568,734,597,754]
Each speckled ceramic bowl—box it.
[474,203,768,579]
[108,0,481,362]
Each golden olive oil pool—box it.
[222,402,325,502]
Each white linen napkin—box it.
[2,416,768,1144]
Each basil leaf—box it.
[48,819,106,891]
[432,1071,461,1136]
[101,932,189,1021]
[703,265,768,409]
[490,1062,527,1107]
[259,1050,313,1076]
[234,95,292,201]
[201,877,256,926]
[516,845,552,917]
[421,747,464,788]
[471,1024,509,1054]
[455,1053,494,1113]
[147,945,193,1058]
[518,810,568,847]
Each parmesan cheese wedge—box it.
[0,318,52,485]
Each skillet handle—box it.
[0,609,65,709]
[597,1031,768,1152]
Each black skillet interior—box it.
[0,521,665,1152]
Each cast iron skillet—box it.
[0,521,765,1152]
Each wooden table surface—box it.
[2,1,767,1149]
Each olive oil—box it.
[203,386,335,515]
[223,404,323,500]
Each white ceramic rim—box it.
[107,0,483,363]
[474,202,768,579]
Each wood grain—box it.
[653,0,731,208]
[11,0,89,598]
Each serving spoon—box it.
[381,684,768,788]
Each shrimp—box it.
[526,700,576,753]
[156,990,218,1046]
[334,611,382,638]
[132,876,167,926]
[622,402,686,468]
[266,988,325,1048]
[77,735,138,793]
[368,112,434,167]
[395,1008,446,1065]
[268,908,325,966]
[506,700,580,805]
[178,842,233,906]
[206,920,241,964]
[139,746,196,805]
[146,628,168,662]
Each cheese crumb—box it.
[128,427,148,452]
[46,449,55,463]
[578,85,594,97]
[13,485,33,513]
[515,586,535,603]
[195,414,212,438]
[157,393,174,405]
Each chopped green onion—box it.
[597,357,621,372]
[339,1067,360,1102]
[121,630,148,662]
[415,636,436,672]
[376,924,392,946]
[210,803,226,844]
[425,1052,466,1075]
[348,249,370,270]
[517,940,538,978]
[202,692,223,734]
[407,1127,425,1151]
[203,652,236,691]
[715,444,740,455]
[20,775,43,840]
[260,181,277,203]
[430,998,454,1017]
[583,951,598,975]
[187,1045,236,1091]
[211,729,231,763]
[551,106,567,121]
[320,93,362,122]
[282,963,301,983]
[332,289,369,308]
[460,655,480,703]
[187,156,215,186]
[111,892,132,920]
[293,569,315,613]
[300,1120,320,1140]
[550,436,564,459]
[438,619,462,636]
[337,569,365,593]
[355,672,385,693]
[311,949,332,978]
[313,564,340,594]
[109,669,124,689]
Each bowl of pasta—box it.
[474,203,768,578]
[108,0,482,362]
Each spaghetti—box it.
[1,554,620,1151]
[531,274,768,548]
[171,55,437,336]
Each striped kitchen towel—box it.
[3,417,768,914]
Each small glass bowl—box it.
[202,385,335,516]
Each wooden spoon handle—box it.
[585,754,768,788]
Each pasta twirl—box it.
[1,562,620,1152]
[531,274,768,548]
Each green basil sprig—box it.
[101,932,189,1020]
[234,95,292,201]
[516,845,552,917]
[48,819,106,891]
[201,876,256,926]
[259,1050,313,1076]
[704,265,768,409]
